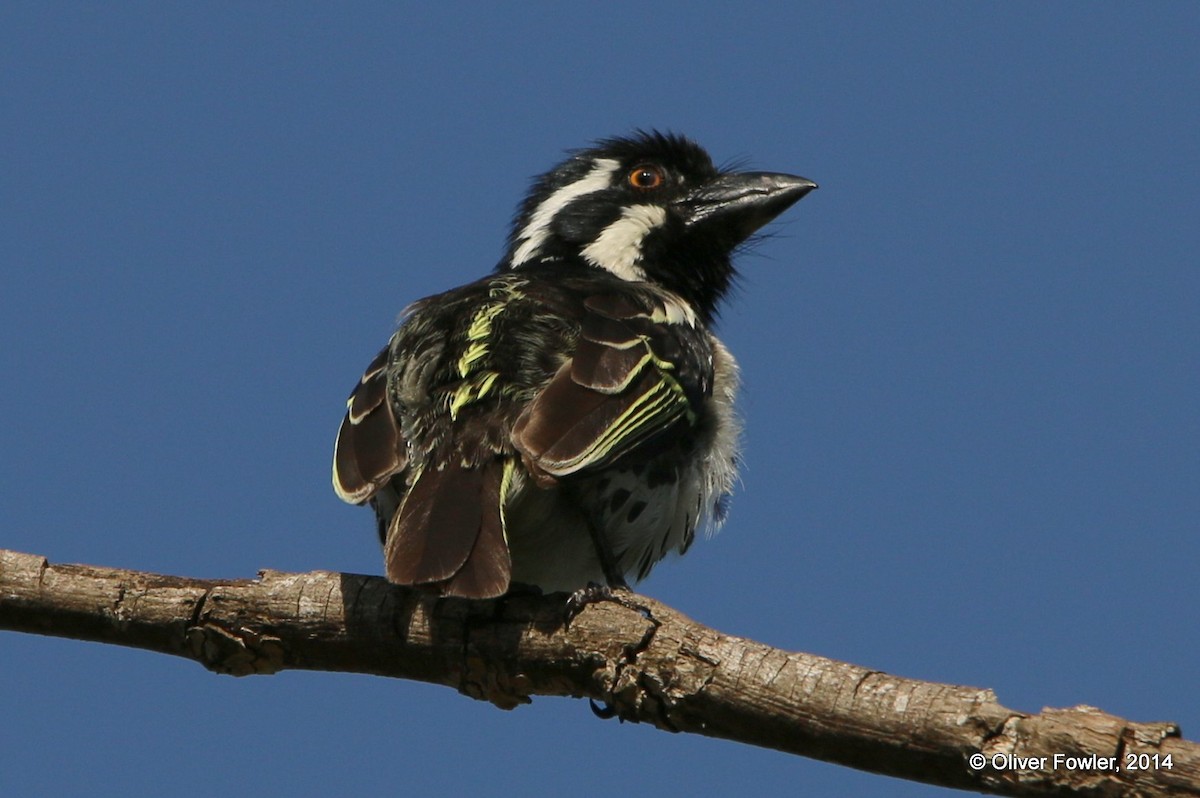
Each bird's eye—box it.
[628,164,665,190]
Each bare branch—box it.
[1,547,1195,796]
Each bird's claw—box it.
[589,698,618,720]
[565,581,652,625]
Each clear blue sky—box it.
[3,4,1197,796]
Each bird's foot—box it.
[566,581,659,723]
[565,581,653,626]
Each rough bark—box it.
[1,547,1195,796]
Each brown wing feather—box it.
[332,347,407,504]
[512,295,695,480]
[570,332,652,393]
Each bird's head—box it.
[501,131,816,319]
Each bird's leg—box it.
[567,518,659,722]
[565,517,655,625]
[586,516,629,591]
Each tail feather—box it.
[443,461,510,599]
[385,460,511,598]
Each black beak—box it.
[678,171,817,242]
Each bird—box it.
[332,131,816,599]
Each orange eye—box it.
[628,164,665,190]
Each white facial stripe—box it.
[581,204,667,282]
[510,158,621,267]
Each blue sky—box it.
[3,4,1197,796]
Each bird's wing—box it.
[332,346,407,504]
[512,291,711,480]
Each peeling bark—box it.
[2,548,1196,796]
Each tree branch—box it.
[1,547,1195,796]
